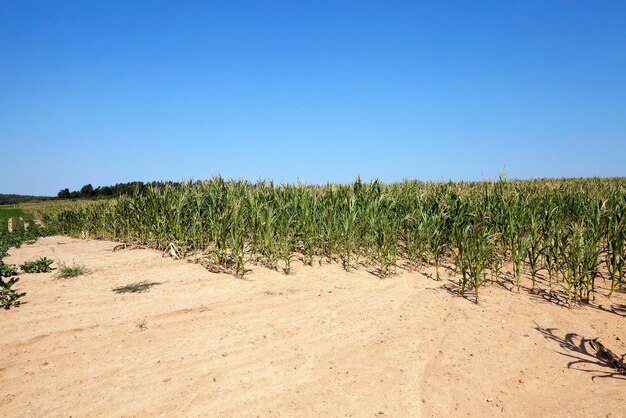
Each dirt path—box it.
[1,236,625,417]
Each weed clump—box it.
[56,262,89,278]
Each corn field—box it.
[43,177,626,303]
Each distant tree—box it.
[99,186,113,197]
[80,184,94,197]
[57,188,71,199]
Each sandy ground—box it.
[1,236,625,417]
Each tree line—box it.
[57,181,180,199]
[0,194,53,205]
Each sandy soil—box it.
[1,236,625,417]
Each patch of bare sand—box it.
[1,236,624,417]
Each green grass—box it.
[56,262,89,278]
[0,205,25,219]
[112,280,162,294]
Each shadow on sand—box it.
[533,322,626,381]
[527,286,626,318]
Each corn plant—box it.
[526,215,541,288]
[40,177,626,304]
[466,225,496,303]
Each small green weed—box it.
[136,317,148,331]
[1,276,26,309]
[20,257,54,273]
[56,261,89,278]
[112,280,162,294]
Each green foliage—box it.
[112,280,162,294]
[56,262,89,278]
[1,261,19,277]
[0,209,55,260]
[20,257,54,273]
[44,176,626,303]
[0,209,54,310]
[1,276,26,309]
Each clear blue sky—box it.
[1,1,625,195]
